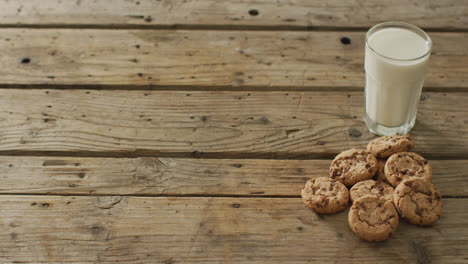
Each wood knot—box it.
[347,127,362,137]
[259,117,270,124]
[88,224,106,235]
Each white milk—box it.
[365,28,430,127]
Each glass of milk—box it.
[364,22,432,136]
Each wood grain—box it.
[0,157,466,197]
[0,196,466,263]
[0,29,466,88]
[1,0,467,30]
[1,90,467,158]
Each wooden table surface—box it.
[1,1,467,263]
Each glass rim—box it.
[365,21,432,62]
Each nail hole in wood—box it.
[340,37,351,45]
[21,57,31,64]
[249,9,259,16]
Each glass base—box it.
[364,112,416,136]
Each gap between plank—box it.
[0,193,464,199]
[0,150,466,160]
[0,84,465,93]
[0,24,465,33]
[0,150,337,160]
[0,192,300,198]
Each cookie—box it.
[394,178,442,226]
[348,196,399,242]
[367,134,414,159]
[301,177,349,214]
[350,180,394,204]
[373,159,390,184]
[329,149,378,187]
[384,152,432,187]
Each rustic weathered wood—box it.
[1,157,466,197]
[2,0,467,30]
[0,2,464,264]
[0,196,466,263]
[0,90,467,158]
[0,29,466,88]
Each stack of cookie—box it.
[301,134,443,242]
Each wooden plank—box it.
[0,196,466,263]
[0,29,466,88]
[1,157,466,197]
[0,90,467,158]
[1,0,467,30]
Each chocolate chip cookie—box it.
[301,177,349,214]
[348,196,399,242]
[394,178,443,226]
[329,149,378,187]
[350,180,394,204]
[367,134,414,159]
[384,152,432,187]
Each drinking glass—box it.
[364,22,432,136]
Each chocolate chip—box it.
[404,181,413,187]
[365,164,371,169]
[415,207,422,216]
[323,198,329,206]
[427,197,433,203]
